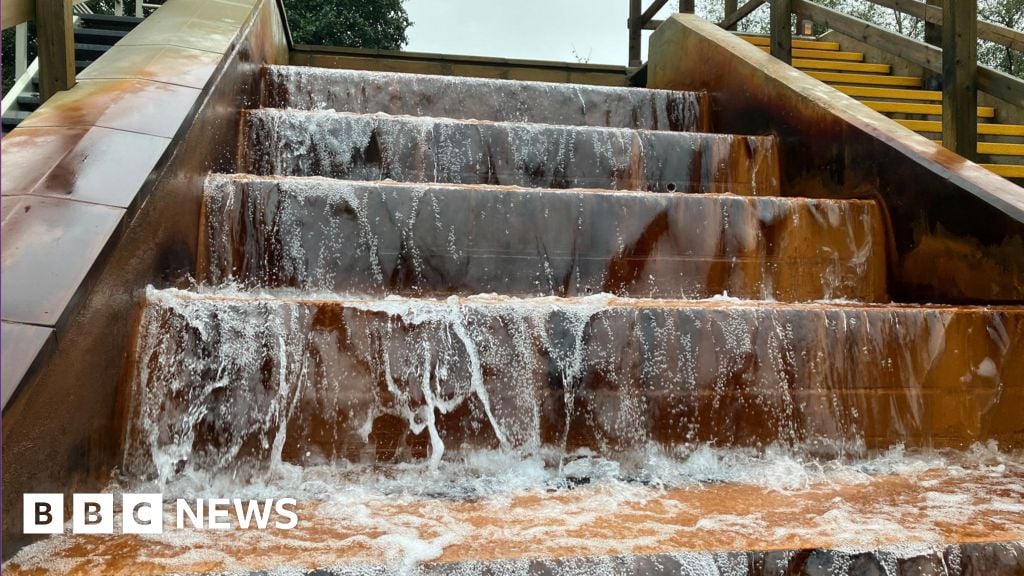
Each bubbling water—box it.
[123,287,1023,489]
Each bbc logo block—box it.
[24,493,163,535]
[23,494,64,534]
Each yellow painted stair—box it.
[738,34,1023,181]
[864,101,996,118]
[757,46,865,61]
[899,120,1024,137]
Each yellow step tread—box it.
[979,142,1024,156]
[898,120,1024,137]
[931,142,1024,156]
[794,59,891,73]
[982,164,1024,178]
[864,100,996,118]
[835,85,943,102]
[810,71,923,87]
[758,46,865,61]
[740,35,841,51]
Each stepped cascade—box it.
[5,66,1024,575]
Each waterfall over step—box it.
[7,67,1024,575]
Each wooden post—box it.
[770,0,792,64]
[942,0,977,160]
[724,0,738,29]
[680,0,695,13]
[15,22,29,77]
[37,0,76,102]
[629,0,642,67]
[924,0,941,46]
[921,0,941,88]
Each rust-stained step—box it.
[793,59,890,74]
[201,175,887,302]
[808,70,923,87]
[898,119,1024,137]
[739,34,840,51]
[241,110,780,195]
[261,66,710,132]
[122,288,1024,476]
[864,100,997,118]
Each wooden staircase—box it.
[740,34,1024,181]
[1,13,145,135]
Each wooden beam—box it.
[629,0,642,67]
[718,0,767,31]
[680,0,695,13]
[941,0,976,160]
[640,0,671,27]
[770,0,793,64]
[868,0,1024,53]
[36,0,75,101]
[725,0,740,15]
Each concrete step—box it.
[757,46,865,61]
[739,35,840,51]
[262,66,710,132]
[123,288,1024,475]
[73,42,112,60]
[241,110,780,195]
[1,110,30,132]
[793,58,890,74]
[865,100,997,118]
[15,94,41,112]
[809,70,923,87]
[73,27,128,45]
[897,119,1024,137]
[75,13,144,31]
[201,175,886,302]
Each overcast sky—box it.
[404,0,658,66]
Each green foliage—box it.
[282,0,411,49]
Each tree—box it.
[282,0,412,49]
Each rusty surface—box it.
[0,0,289,559]
[19,78,201,139]
[123,291,1024,475]
[0,322,54,409]
[0,195,124,327]
[78,44,224,89]
[648,14,1024,303]
[201,176,887,302]
[241,110,780,195]
[1,126,170,208]
[261,66,709,132]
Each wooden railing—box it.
[2,0,91,100]
[628,0,1024,161]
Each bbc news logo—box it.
[24,494,298,534]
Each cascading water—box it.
[6,67,1023,576]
